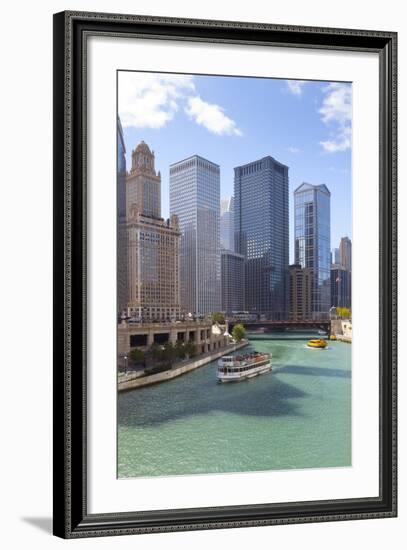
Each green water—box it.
[118,334,351,478]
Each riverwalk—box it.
[118,340,248,392]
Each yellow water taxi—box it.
[307,338,328,349]
[329,335,337,341]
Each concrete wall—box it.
[118,340,248,391]
[331,319,343,335]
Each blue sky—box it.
[119,71,352,262]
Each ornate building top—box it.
[130,140,156,175]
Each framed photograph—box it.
[53,11,397,538]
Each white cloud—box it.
[119,72,195,129]
[287,146,302,153]
[318,83,352,153]
[185,96,242,136]
[286,80,306,96]
[119,72,241,137]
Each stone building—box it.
[124,141,181,321]
[289,264,313,321]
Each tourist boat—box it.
[307,338,328,349]
[217,351,272,382]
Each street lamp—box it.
[124,354,128,374]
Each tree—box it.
[129,348,145,366]
[162,341,176,366]
[175,339,186,359]
[146,342,162,366]
[337,307,351,319]
[232,323,246,343]
[184,341,197,358]
[212,311,225,324]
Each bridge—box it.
[227,319,331,335]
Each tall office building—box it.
[234,156,289,319]
[125,141,181,320]
[170,155,221,315]
[331,265,351,309]
[126,141,161,218]
[221,249,245,315]
[288,264,312,321]
[117,117,128,315]
[220,196,235,251]
[330,247,340,266]
[294,183,331,320]
[339,236,352,271]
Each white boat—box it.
[217,351,272,382]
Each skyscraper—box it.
[220,196,235,251]
[339,236,352,271]
[125,141,181,321]
[289,264,312,321]
[330,247,340,266]
[126,141,161,218]
[170,155,221,315]
[331,265,351,309]
[234,156,289,319]
[294,183,331,320]
[221,249,245,315]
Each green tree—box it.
[129,348,145,366]
[232,323,246,343]
[147,342,162,366]
[212,311,225,324]
[162,342,176,366]
[175,340,186,359]
[184,340,197,358]
[337,307,351,319]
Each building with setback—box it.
[294,183,331,320]
[125,141,181,321]
[170,155,221,315]
[234,156,289,320]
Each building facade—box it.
[331,265,352,309]
[339,236,352,271]
[294,183,331,320]
[330,247,340,266]
[221,249,245,315]
[170,155,221,315]
[117,117,128,315]
[126,141,161,218]
[288,264,313,321]
[125,141,181,321]
[234,156,289,319]
[220,196,235,251]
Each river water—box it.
[118,333,351,478]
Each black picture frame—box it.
[53,10,397,539]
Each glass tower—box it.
[221,249,245,315]
[170,155,221,315]
[234,156,289,319]
[294,183,331,320]
[220,196,235,251]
